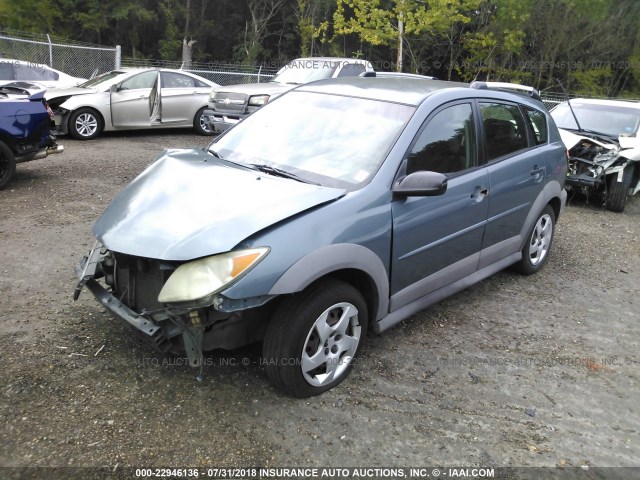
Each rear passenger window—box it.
[524,107,548,144]
[161,72,196,88]
[407,103,476,175]
[480,102,528,161]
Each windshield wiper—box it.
[248,163,318,184]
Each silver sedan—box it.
[46,68,219,140]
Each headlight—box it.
[248,95,270,107]
[158,247,269,304]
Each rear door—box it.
[159,71,208,125]
[479,102,548,267]
[111,70,159,128]
[390,102,489,310]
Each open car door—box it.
[111,70,159,128]
[149,72,161,124]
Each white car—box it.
[551,98,640,212]
[45,68,219,140]
[208,57,374,132]
[0,59,85,89]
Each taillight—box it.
[44,101,55,119]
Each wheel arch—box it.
[268,243,389,324]
[518,180,564,251]
[68,107,105,135]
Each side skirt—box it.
[373,251,521,334]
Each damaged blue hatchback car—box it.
[75,78,567,397]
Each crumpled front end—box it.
[565,138,622,190]
[74,242,272,368]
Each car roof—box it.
[297,76,469,106]
[102,68,217,85]
[563,98,640,110]
[293,57,369,63]
[297,77,550,110]
[0,58,85,80]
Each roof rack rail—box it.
[470,81,541,101]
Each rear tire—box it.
[193,107,215,136]
[263,279,368,397]
[513,205,555,275]
[0,141,16,189]
[606,167,633,213]
[69,108,103,140]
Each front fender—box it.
[268,243,390,320]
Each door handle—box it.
[530,165,545,182]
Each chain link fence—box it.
[0,29,278,86]
[0,28,119,79]
[540,93,570,111]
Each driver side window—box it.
[407,103,476,175]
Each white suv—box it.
[207,57,374,133]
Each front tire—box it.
[0,141,16,189]
[514,205,555,275]
[263,279,368,397]
[69,108,103,140]
[606,167,633,213]
[193,107,215,136]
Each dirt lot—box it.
[1,131,639,474]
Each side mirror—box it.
[393,171,448,197]
[110,84,119,93]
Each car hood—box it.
[558,129,616,150]
[93,148,346,261]
[215,82,294,97]
[45,86,97,100]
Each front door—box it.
[390,102,489,310]
[111,70,159,128]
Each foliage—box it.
[0,0,639,96]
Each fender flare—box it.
[518,180,565,250]
[268,243,389,320]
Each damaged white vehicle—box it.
[550,98,640,212]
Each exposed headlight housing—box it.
[248,95,270,107]
[158,247,269,305]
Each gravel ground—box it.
[0,131,638,475]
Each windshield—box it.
[271,60,345,85]
[210,90,414,188]
[79,71,127,89]
[551,102,640,138]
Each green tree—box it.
[333,0,480,71]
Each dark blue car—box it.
[0,82,63,188]
[75,77,567,397]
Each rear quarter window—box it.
[524,107,548,145]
